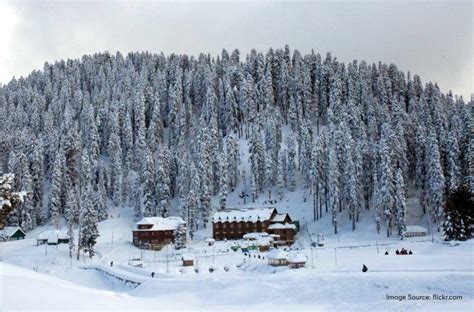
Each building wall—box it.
[133,229,175,248]
[269,228,295,243]
[212,220,271,240]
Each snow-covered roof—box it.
[268,223,296,230]
[205,238,216,243]
[212,208,275,223]
[288,253,307,263]
[136,216,186,231]
[0,226,25,238]
[243,232,269,240]
[256,236,274,246]
[182,254,194,261]
[37,230,68,242]
[272,213,289,223]
[406,225,427,233]
[267,249,288,260]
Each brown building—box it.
[212,207,296,244]
[182,254,194,267]
[132,217,186,249]
[268,222,297,244]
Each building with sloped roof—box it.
[132,216,186,249]
[0,226,25,241]
[212,207,296,244]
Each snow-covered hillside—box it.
[1,206,473,311]
[0,47,472,310]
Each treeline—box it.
[0,46,472,245]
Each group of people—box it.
[384,248,413,255]
[395,248,413,255]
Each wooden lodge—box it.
[211,207,297,244]
[0,226,25,241]
[132,217,186,250]
[267,250,289,267]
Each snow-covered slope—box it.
[1,208,473,311]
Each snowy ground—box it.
[1,204,472,311]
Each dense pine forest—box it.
[1,46,472,248]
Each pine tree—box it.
[378,123,395,238]
[277,152,285,201]
[442,183,473,241]
[96,166,108,222]
[219,153,228,210]
[142,149,156,217]
[30,141,45,225]
[132,172,142,219]
[226,133,240,189]
[79,184,99,258]
[49,149,65,226]
[446,127,461,191]
[287,132,297,191]
[108,117,123,207]
[174,224,187,249]
[394,168,407,239]
[156,147,171,217]
[426,129,445,228]
[67,220,75,258]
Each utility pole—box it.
[334,248,337,266]
[111,232,114,245]
[428,209,435,243]
[166,244,169,274]
[45,242,48,256]
[311,247,314,269]
[376,239,379,254]
[77,222,81,261]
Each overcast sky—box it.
[0,0,472,98]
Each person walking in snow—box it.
[151,272,155,278]
[362,264,368,272]
[110,261,113,267]
[395,249,400,255]
[384,251,389,255]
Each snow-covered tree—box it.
[79,185,99,258]
[394,168,407,239]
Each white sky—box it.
[0,0,472,99]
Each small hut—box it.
[288,253,307,269]
[267,249,288,267]
[37,230,69,245]
[182,254,194,267]
[405,225,427,237]
[0,227,25,241]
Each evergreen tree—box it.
[394,168,407,239]
[79,185,99,258]
[49,149,65,226]
[142,149,156,217]
[442,183,473,241]
[219,153,228,210]
[426,129,445,228]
